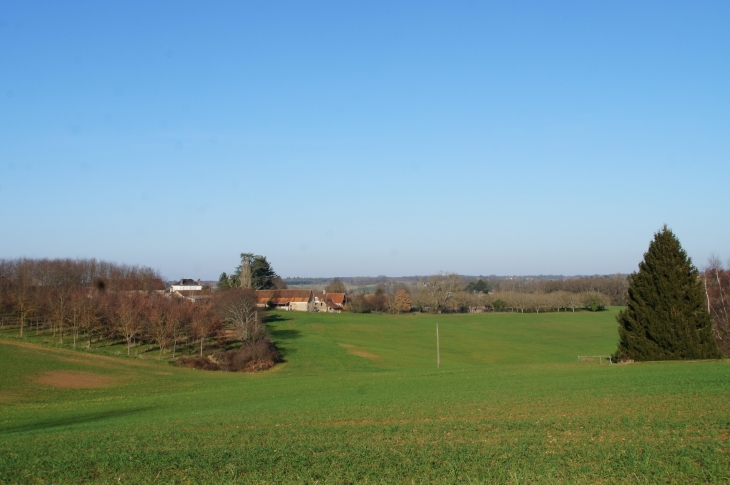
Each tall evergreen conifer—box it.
[615,225,721,361]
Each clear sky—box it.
[1,1,728,280]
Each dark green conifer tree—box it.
[615,225,721,361]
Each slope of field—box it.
[1,309,729,484]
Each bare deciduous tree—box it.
[190,305,221,357]
[704,256,730,356]
[215,288,258,342]
[68,289,85,348]
[116,294,144,356]
[80,294,101,349]
[529,292,550,314]
[147,296,171,358]
[419,273,462,313]
[325,278,347,294]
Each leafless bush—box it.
[178,339,281,372]
[346,294,371,313]
[230,340,281,372]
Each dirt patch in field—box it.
[35,371,115,389]
[338,343,381,361]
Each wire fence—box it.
[578,355,613,364]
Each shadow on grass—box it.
[0,406,154,435]
[268,329,302,361]
[269,328,301,341]
[265,314,293,323]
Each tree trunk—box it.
[714,270,729,322]
[703,275,712,313]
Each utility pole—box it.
[436,323,440,369]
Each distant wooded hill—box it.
[284,274,628,286]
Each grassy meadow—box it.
[1,308,729,484]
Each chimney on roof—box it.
[198,279,201,285]
[179,279,183,285]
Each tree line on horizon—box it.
[335,274,618,315]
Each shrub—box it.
[493,299,507,312]
[581,292,609,312]
[346,294,371,313]
[230,340,281,372]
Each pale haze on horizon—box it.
[1,2,729,280]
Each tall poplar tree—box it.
[615,225,721,361]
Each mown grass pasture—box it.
[1,309,729,483]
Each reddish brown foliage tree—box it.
[392,289,412,314]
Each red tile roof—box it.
[325,293,346,305]
[256,289,312,305]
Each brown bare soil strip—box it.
[338,343,381,361]
[59,357,118,369]
[35,371,115,389]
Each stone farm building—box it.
[171,279,202,292]
[256,290,313,312]
[169,278,209,303]
[312,290,347,313]
[255,289,348,313]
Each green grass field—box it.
[2,309,729,484]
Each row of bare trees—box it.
[343,273,613,314]
[493,275,629,305]
[0,258,283,370]
[413,276,610,313]
[0,258,226,358]
[0,257,161,288]
[0,283,221,357]
[448,290,610,313]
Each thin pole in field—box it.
[436,323,440,369]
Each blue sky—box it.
[1,1,729,279]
